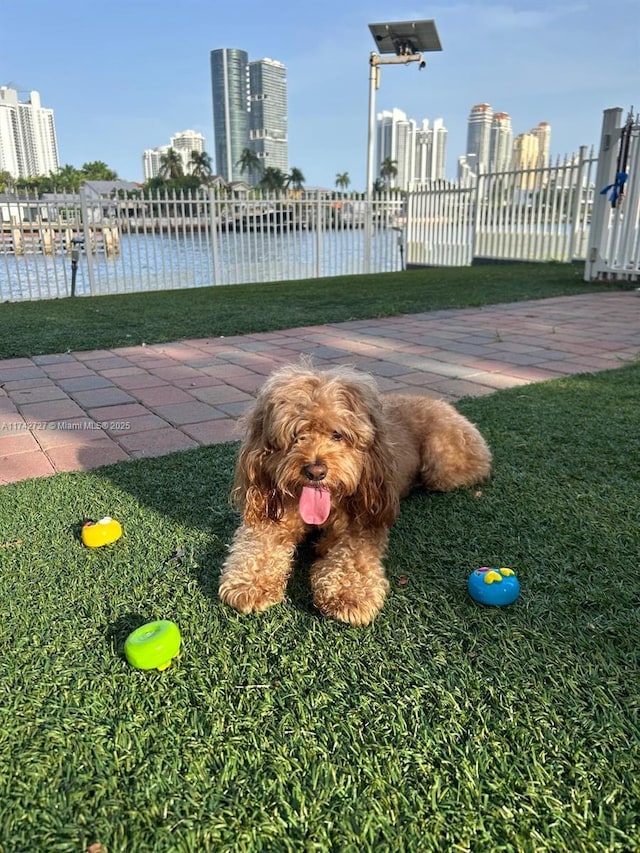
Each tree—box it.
[335,172,350,191]
[158,148,184,181]
[236,147,262,184]
[54,164,84,192]
[286,167,305,192]
[380,157,398,188]
[189,150,213,184]
[0,170,16,193]
[257,166,287,193]
[81,161,118,181]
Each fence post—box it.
[568,145,588,261]
[209,186,220,286]
[79,187,96,296]
[471,173,483,262]
[315,190,323,278]
[584,107,622,280]
[364,197,373,275]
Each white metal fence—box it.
[2,125,633,302]
[0,191,405,301]
[585,107,640,281]
[406,146,596,267]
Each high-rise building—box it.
[377,108,412,188]
[376,109,447,189]
[170,129,206,174]
[210,48,288,185]
[465,103,493,174]
[513,132,540,189]
[210,48,250,183]
[530,121,551,167]
[142,145,168,180]
[142,130,207,180]
[0,86,59,179]
[248,59,288,175]
[489,112,513,171]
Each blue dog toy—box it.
[468,566,520,606]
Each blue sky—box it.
[4,0,639,188]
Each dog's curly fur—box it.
[218,363,491,626]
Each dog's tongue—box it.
[299,485,331,525]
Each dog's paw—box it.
[314,587,387,627]
[218,577,285,615]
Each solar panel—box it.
[368,20,442,55]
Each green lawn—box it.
[0,262,631,359]
[1,363,638,852]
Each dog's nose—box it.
[303,462,328,482]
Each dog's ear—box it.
[231,403,283,523]
[349,427,400,527]
[339,379,400,528]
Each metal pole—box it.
[70,242,79,297]
[79,187,96,295]
[366,53,379,202]
[364,53,379,274]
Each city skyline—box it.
[0,84,557,190]
[2,0,638,189]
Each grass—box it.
[0,262,632,359]
[1,363,639,852]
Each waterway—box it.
[0,228,403,302]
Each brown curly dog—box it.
[218,363,491,626]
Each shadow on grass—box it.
[80,440,336,622]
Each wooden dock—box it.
[0,221,120,256]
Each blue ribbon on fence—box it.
[600,171,628,206]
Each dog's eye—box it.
[331,431,344,442]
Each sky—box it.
[3,0,639,189]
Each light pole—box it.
[365,20,442,201]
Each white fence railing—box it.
[585,107,640,281]
[0,191,405,301]
[406,146,596,267]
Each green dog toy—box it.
[124,620,181,671]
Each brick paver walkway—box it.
[1,291,638,485]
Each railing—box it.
[0,190,405,301]
[585,107,640,281]
[406,146,597,268]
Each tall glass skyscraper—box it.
[210,48,250,183]
[489,112,513,171]
[466,103,493,173]
[249,59,288,176]
[210,49,288,185]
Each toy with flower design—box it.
[468,566,520,606]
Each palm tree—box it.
[81,161,118,181]
[158,148,184,181]
[380,157,398,188]
[286,167,305,192]
[55,164,83,192]
[236,147,262,185]
[189,150,213,184]
[257,167,287,193]
[335,172,350,191]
